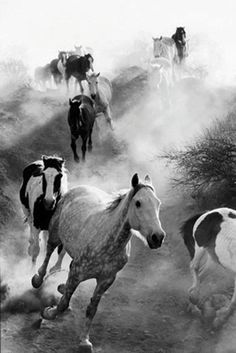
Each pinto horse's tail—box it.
[180,213,204,259]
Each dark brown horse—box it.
[67,95,96,162]
[65,54,94,93]
[171,27,187,63]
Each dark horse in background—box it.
[65,53,94,93]
[171,27,187,63]
[68,95,96,162]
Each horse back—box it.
[49,186,110,256]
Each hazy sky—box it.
[0,0,235,76]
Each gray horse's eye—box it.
[135,200,141,208]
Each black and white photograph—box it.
[0,1,236,352]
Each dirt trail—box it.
[1,67,236,353]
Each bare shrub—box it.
[161,112,236,207]
[0,59,31,89]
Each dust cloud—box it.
[1,30,236,353]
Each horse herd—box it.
[17,28,236,352]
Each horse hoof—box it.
[31,274,43,288]
[78,340,93,353]
[57,284,66,294]
[41,306,58,320]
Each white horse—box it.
[181,207,236,327]
[153,37,178,64]
[86,72,113,130]
[32,174,166,352]
[19,156,68,270]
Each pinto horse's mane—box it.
[42,155,66,172]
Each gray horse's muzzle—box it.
[147,232,165,249]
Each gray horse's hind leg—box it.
[79,276,116,351]
[42,259,81,320]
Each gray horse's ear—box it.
[41,155,48,162]
[59,157,65,165]
[96,72,100,77]
[144,175,152,185]
[131,173,139,188]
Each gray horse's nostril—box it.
[151,233,164,247]
[152,234,158,244]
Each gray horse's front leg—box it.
[79,276,116,352]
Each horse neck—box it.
[94,85,101,104]
[104,191,133,250]
[61,172,68,194]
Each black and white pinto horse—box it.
[68,95,96,162]
[181,207,236,327]
[65,53,94,93]
[19,156,68,269]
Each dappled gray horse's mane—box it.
[106,184,154,213]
